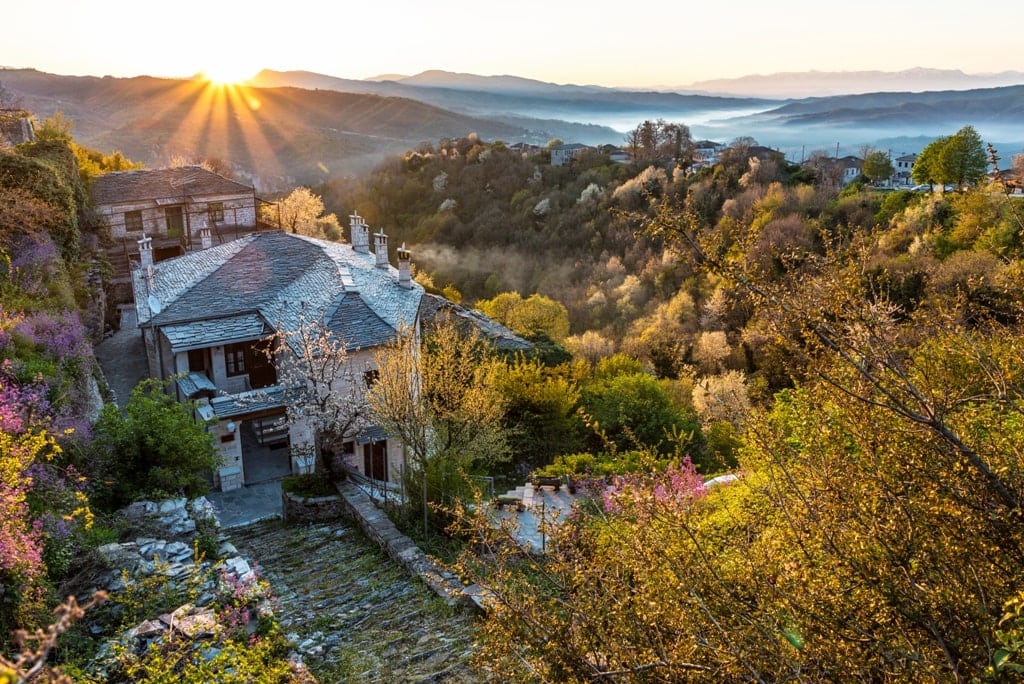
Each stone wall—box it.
[334,481,481,612]
[281,490,347,524]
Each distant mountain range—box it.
[2,67,1022,189]
[678,68,1024,98]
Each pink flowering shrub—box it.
[600,456,708,520]
[0,360,51,434]
[0,429,57,639]
[0,358,92,640]
[216,564,277,639]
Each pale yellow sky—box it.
[3,0,1019,87]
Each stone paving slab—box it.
[207,481,283,529]
[94,308,149,407]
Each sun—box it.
[199,63,257,86]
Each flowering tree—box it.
[263,313,369,476]
[260,187,341,240]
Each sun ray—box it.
[221,83,288,182]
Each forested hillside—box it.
[344,129,1024,680]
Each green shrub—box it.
[86,379,217,511]
[281,471,337,498]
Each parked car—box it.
[910,184,931,192]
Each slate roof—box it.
[418,293,533,351]
[162,313,270,353]
[176,372,218,399]
[134,231,423,351]
[91,166,253,206]
[210,386,285,419]
[325,292,396,351]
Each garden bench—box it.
[494,495,525,512]
[532,476,564,491]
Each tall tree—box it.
[861,150,894,185]
[940,124,988,189]
[367,319,510,533]
[911,136,947,187]
[261,186,341,239]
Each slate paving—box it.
[494,482,577,553]
[207,481,284,529]
[94,307,149,407]
[227,520,480,682]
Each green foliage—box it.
[489,357,583,472]
[580,371,704,460]
[874,188,914,225]
[476,291,571,342]
[369,320,511,533]
[988,591,1024,678]
[534,449,660,479]
[912,126,988,189]
[940,124,988,189]
[86,379,217,510]
[912,136,946,186]
[861,150,894,183]
[281,471,337,498]
[0,142,83,260]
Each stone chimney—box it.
[199,225,212,250]
[374,230,388,269]
[397,243,412,289]
[138,234,153,270]
[350,212,370,254]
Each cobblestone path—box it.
[228,520,481,682]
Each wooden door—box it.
[363,441,388,482]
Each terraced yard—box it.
[228,520,481,682]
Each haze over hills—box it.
[677,67,1024,98]
[249,67,1024,161]
[246,68,774,137]
[3,66,1023,190]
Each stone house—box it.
[130,213,423,491]
[894,153,917,185]
[836,155,864,185]
[550,143,591,167]
[92,166,260,265]
[0,109,35,146]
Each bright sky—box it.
[3,0,1018,87]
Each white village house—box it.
[130,212,423,491]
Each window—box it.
[225,343,247,377]
[165,206,184,237]
[124,210,143,233]
[208,202,225,224]
[363,369,380,389]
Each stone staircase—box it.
[227,520,479,682]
